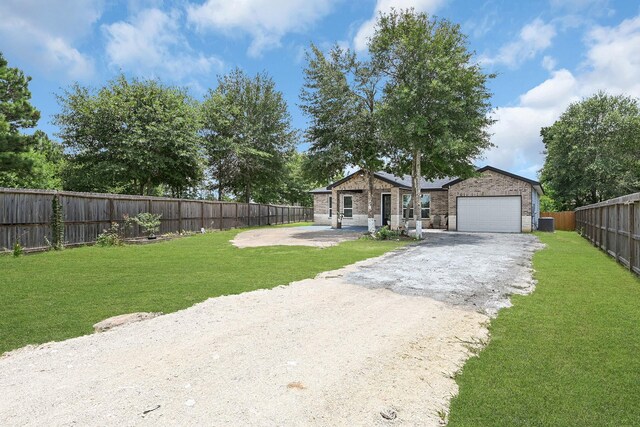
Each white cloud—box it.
[481,18,556,69]
[103,8,224,81]
[0,0,101,79]
[186,0,337,57]
[581,15,640,97]
[550,0,614,16]
[541,55,557,71]
[353,0,447,52]
[481,14,640,179]
[482,70,578,178]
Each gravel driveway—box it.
[0,232,542,426]
[231,225,365,248]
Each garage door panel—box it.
[457,196,521,233]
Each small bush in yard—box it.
[375,226,400,240]
[133,212,162,238]
[96,222,123,247]
[12,242,23,257]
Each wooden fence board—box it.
[575,192,640,276]
[540,211,576,231]
[0,188,313,251]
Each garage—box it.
[456,196,521,233]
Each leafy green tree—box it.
[251,151,321,206]
[0,52,42,187]
[541,91,640,209]
[369,9,494,236]
[202,68,296,203]
[55,75,202,196]
[300,43,385,232]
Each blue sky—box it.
[2,0,640,180]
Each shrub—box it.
[96,222,123,247]
[12,242,23,257]
[374,225,400,240]
[133,212,162,237]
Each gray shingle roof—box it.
[373,171,455,190]
[309,166,543,195]
[309,187,331,194]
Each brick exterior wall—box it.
[313,193,331,225]
[447,170,533,232]
[396,189,448,229]
[331,173,394,227]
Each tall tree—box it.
[55,75,202,196]
[251,151,321,206]
[541,92,640,209]
[202,68,296,203]
[369,9,494,237]
[300,43,385,233]
[0,52,42,187]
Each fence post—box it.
[109,197,115,224]
[235,203,239,228]
[220,203,224,230]
[629,202,635,272]
[178,200,182,233]
[258,204,262,226]
[614,203,619,261]
[604,205,609,252]
[201,201,205,230]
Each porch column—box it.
[390,187,401,230]
[331,189,340,228]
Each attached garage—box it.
[456,196,521,233]
[447,166,544,233]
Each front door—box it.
[382,194,391,226]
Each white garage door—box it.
[457,196,521,233]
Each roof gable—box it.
[444,166,544,195]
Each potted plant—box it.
[134,212,162,239]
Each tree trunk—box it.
[366,169,376,234]
[412,149,423,239]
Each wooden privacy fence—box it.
[575,192,640,276]
[540,211,576,231]
[0,188,313,252]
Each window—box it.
[343,195,353,218]
[328,196,332,218]
[402,194,431,219]
[421,194,430,219]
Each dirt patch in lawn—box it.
[231,225,364,248]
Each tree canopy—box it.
[55,75,202,196]
[369,9,494,234]
[300,43,386,231]
[0,52,43,187]
[541,91,640,209]
[202,68,297,203]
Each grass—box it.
[448,231,640,426]
[0,224,410,355]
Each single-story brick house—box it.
[310,166,544,233]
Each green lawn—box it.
[0,225,408,355]
[448,231,640,426]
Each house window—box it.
[328,196,332,218]
[402,194,431,219]
[343,195,353,218]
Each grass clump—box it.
[448,231,640,426]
